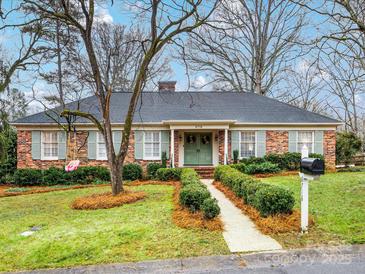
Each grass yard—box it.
[262,172,365,246]
[0,184,229,272]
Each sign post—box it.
[300,145,309,232]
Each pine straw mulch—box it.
[253,171,298,178]
[212,181,314,235]
[71,190,147,210]
[0,184,109,198]
[130,180,223,231]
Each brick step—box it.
[192,167,215,179]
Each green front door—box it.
[184,133,212,166]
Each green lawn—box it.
[0,184,229,272]
[262,172,365,245]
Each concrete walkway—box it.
[201,179,282,253]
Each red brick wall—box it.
[266,130,288,154]
[17,130,172,171]
[174,130,179,167]
[17,129,337,170]
[324,130,336,170]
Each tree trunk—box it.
[110,159,123,195]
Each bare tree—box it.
[278,60,329,114]
[23,0,217,195]
[183,0,306,95]
[320,49,365,133]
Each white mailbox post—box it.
[299,145,322,232]
[300,145,309,232]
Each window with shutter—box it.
[143,131,161,160]
[240,131,256,158]
[41,131,59,160]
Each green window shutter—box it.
[113,130,122,154]
[256,130,266,157]
[314,130,324,154]
[134,131,143,159]
[58,131,67,160]
[88,131,97,159]
[231,131,240,158]
[31,131,41,160]
[161,130,170,159]
[288,131,298,152]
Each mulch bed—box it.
[213,181,314,234]
[130,180,223,231]
[71,190,147,210]
[253,171,298,178]
[0,184,109,198]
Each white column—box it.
[170,129,175,168]
[224,129,228,165]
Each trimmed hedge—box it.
[238,152,325,172]
[255,186,295,217]
[146,163,163,179]
[155,168,182,181]
[122,163,143,181]
[214,165,294,216]
[13,166,111,186]
[230,162,280,175]
[155,168,220,219]
[244,162,281,175]
[179,168,219,218]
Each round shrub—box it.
[255,186,295,217]
[201,198,220,219]
[147,163,163,179]
[244,180,269,206]
[122,163,143,181]
[13,169,43,186]
[179,184,211,212]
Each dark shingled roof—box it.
[14,91,340,124]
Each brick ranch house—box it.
[13,82,340,172]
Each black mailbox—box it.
[300,158,325,176]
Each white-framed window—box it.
[41,131,58,160]
[143,131,161,160]
[96,132,107,160]
[240,131,256,158]
[297,131,314,153]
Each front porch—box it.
[166,120,235,168]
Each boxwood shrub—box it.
[180,168,201,187]
[156,168,182,181]
[122,163,143,181]
[255,186,295,216]
[179,184,211,212]
[147,163,163,179]
[201,198,220,219]
[214,165,294,216]
[13,166,111,186]
[155,168,220,219]
[244,162,281,175]
[13,169,43,186]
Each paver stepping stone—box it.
[201,179,282,253]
